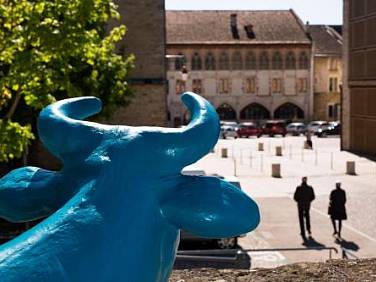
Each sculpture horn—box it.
[38,97,104,162]
[157,92,220,166]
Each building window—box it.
[192,79,203,94]
[298,78,308,92]
[329,58,338,71]
[245,52,257,70]
[329,77,338,92]
[218,78,230,94]
[328,103,340,119]
[259,52,269,70]
[285,52,296,69]
[205,52,216,70]
[244,77,256,94]
[298,52,309,69]
[175,80,186,94]
[218,52,230,70]
[272,78,283,93]
[175,53,186,71]
[231,52,243,70]
[272,52,283,70]
[191,52,202,70]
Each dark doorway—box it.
[274,103,304,120]
[240,103,270,120]
[217,104,237,120]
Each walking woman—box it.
[328,182,347,237]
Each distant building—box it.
[308,25,343,121]
[343,0,376,155]
[166,10,313,126]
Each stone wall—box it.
[343,0,376,155]
[113,0,167,126]
[111,84,167,126]
[313,56,342,121]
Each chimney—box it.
[244,24,256,39]
[230,14,240,39]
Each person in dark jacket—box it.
[294,177,315,240]
[328,182,347,238]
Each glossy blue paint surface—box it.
[0,92,260,281]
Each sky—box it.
[165,0,343,25]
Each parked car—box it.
[286,122,306,136]
[307,121,330,136]
[180,169,242,249]
[259,120,287,137]
[237,122,261,138]
[221,125,238,139]
[317,121,341,137]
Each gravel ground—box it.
[170,259,376,281]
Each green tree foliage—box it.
[0,0,134,162]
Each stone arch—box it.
[272,52,283,70]
[205,52,216,70]
[217,103,237,120]
[175,53,186,71]
[231,51,243,70]
[245,52,257,70]
[240,103,271,120]
[218,52,230,70]
[274,103,305,120]
[285,52,296,69]
[259,52,269,70]
[298,52,309,69]
[191,52,202,70]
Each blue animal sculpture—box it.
[0,92,260,281]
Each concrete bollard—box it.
[258,143,264,151]
[304,141,311,149]
[275,146,282,156]
[221,148,228,158]
[271,163,281,178]
[346,161,356,175]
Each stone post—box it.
[346,161,356,175]
[271,164,281,178]
[221,148,228,158]
[258,143,264,151]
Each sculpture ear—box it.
[160,176,259,238]
[0,167,60,222]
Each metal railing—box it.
[177,246,339,262]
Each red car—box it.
[260,120,287,137]
[237,122,261,138]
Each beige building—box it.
[166,10,313,126]
[308,25,343,121]
[342,0,376,155]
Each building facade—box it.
[111,0,168,126]
[308,25,343,121]
[166,10,313,126]
[343,0,376,155]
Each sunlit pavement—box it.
[192,136,376,268]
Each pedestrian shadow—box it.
[302,237,326,249]
[335,237,359,258]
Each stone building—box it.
[342,0,376,155]
[112,0,167,126]
[308,25,343,121]
[166,10,313,126]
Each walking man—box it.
[294,177,315,241]
[328,182,347,238]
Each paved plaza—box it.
[192,135,376,268]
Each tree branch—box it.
[5,92,21,119]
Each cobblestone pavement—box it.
[189,136,376,267]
